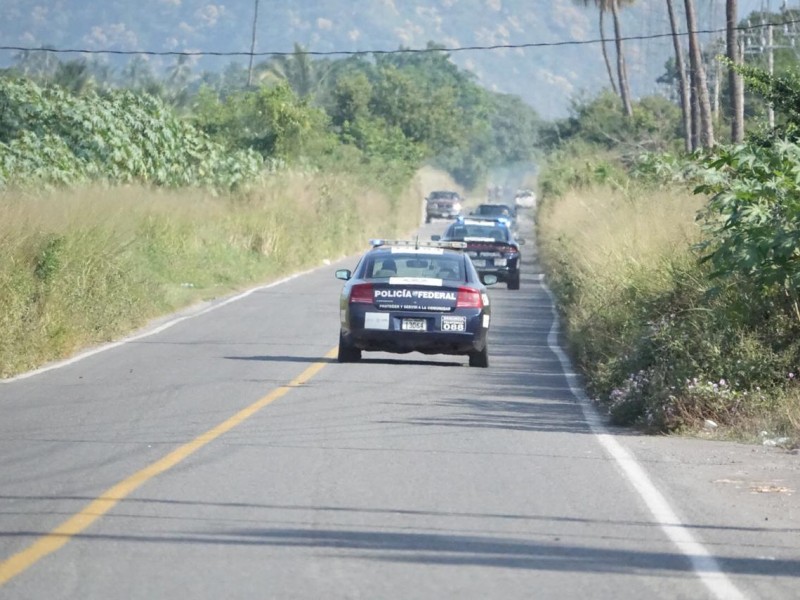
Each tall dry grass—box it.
[538,183,799,442]
[0,169,423,378]
[538,185,705,336]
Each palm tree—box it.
[666,0,692,151]
[121,55,156,90]
[609,0,634,117]
[167,55,193,90]
[256,43,317,98]
[166,54,192,106]
[684,0,715,147]
[13,47,60,81]
[52,59,95,95]
[583,1,618,95]
[577,0,634,117]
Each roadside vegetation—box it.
[0,174,427,378]
[536,12,800,443]
[0,46,539,378]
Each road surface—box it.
[1,216,798,599]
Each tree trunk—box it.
[691,82,700,150]
[599,10,619,95]
[684,0,715,147]
[610,0,633,117]
[727,0,744,142]
[666,0,693,151]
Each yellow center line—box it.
[0,347,338,586]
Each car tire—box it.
[425,215,432,224]
[468,345,489,368]
[507,273,521,290]
[337,331,362,362]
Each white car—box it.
[514,189,536,210]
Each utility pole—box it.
[767,22,775,128]
[741,2,800,130]
[247,0,260,87]
[727,0,744,142]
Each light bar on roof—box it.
[369,239,467,250]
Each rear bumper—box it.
[427,209,462,219]
[343,309,488,355]
[474,261,520,282]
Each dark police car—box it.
[335,239,497,367]
[470,203,517,231]
[434,218,524,290]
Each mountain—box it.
[0,0,779,119]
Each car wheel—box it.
[468,345,489,368]
[507,273,521,290]
[337,330,362,362]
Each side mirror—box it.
[431,235,441,241]
[481,274,499,286]
[335,269,352,281]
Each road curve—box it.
[0,217,798,599]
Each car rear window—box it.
[366,255,465,280]
[447,225,509,242]
[475,205,511,217]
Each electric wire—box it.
[1,17,799,59]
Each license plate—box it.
[471,259,486,267]
[401,318,427,331]
[441,315,466,332]
[494,258,507,266]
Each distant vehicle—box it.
[425,190,463,223]
[514,189,537,210]
[434,217,525,290]
[469,203,517,230]
[335,239,497,367]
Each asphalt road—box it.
[1,215,798,599]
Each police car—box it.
[335,239,497,367]
[434,218,525,290]
[469,203,517,231]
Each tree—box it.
[666,0,693,151]
[13,47,60,81]
[121,56,157,91]
[52,59,95,95]
[684,0,715,147]
[609,0,634,117]
[577,1,634,117]
[329,72,373,128]
[256,43,318,98]
[574,0,616,94]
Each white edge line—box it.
[2,269,316,384]
[539,274,747,600]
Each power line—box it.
[1,17,799,60]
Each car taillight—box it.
[349,283,374,304]
[456,287,483,308]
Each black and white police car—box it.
[335,239,497,367]
[434,217,525,290]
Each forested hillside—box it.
[0,0,765,119]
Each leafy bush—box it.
[0,77,263,189]
[694,140,800,321]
